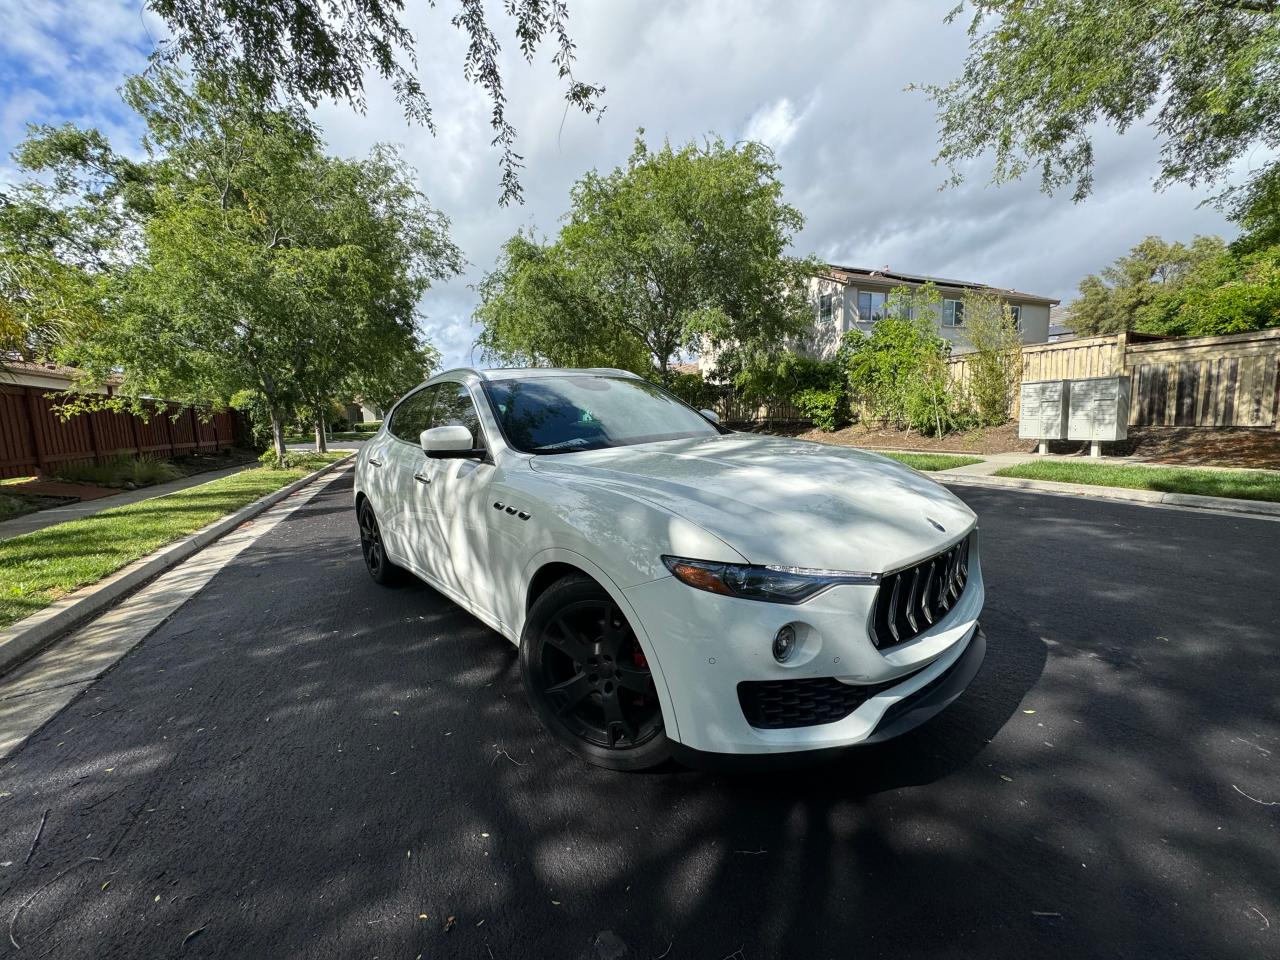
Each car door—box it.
[378,384,439,567]
[416,381,501,618]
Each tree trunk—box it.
[313,412,328,453]
[269,409,288,467]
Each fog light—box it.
[773,624,797,663]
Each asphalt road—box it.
[1,475,1277,960]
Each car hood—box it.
[528,433,976,571]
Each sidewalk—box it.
[0,464,248,542]
[934,451,1032,476]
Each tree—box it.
[21,68,460,464]
[1070,236,1228,335]
[148,0,604,205]
[474,232,650,372]
[0,129,149,359]
[921,1,1280,224]
[961,290,1022,426]
[476,132,818,382]
[1140,245,1280,336]
[281,146,462,450]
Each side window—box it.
[818,292,833,324]
[431,384,486,451]
[389,386,438,443]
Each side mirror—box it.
[699,408,721,424]
[420,425,483,459]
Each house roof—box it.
[0,357,121,393]
[1047,303,1077,339]
[820,263,1059,305]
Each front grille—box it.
[871,534,972,650]
[738,671,923,729]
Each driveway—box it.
[0,475,1276,959]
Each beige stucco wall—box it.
[805,275,1054,358]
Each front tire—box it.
[357,499,402,585]
[521,576,671,771]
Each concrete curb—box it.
[938,471,1280,519]
[0,454,354,677]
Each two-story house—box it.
[807,264,1060,358]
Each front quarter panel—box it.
[487,463,747,639]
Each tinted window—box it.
[484,376,720,454]
[431,384,486,451]
[389,385,438,443]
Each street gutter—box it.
[0,454,355,677]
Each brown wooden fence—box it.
[948,328,1280,429]
[0,385,242,479]
[712,391,809,426]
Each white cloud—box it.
[1,0,1243,369]
[743,97,809,153]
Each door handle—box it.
[413,472,431,484]
[368,457,383,467]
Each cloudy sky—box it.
[0,0,1246,368]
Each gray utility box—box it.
[1018,380,1069,440]
[1067,375,1131,442]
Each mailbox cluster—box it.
[1019,375,1131,453]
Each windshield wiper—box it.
[530,437,600,452]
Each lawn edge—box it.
[0,453,354,678]
[939,472,1280,518]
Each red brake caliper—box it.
[631,648,648,704]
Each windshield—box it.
[483,375,721,454]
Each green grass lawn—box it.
[994,460,1280,503]
[0,452,346,630]
[882,452,985,472]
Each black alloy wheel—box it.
[357,500,400,585]
[521,576,670,770]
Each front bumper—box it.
[623,538,985,756]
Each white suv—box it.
[354,368,985,770]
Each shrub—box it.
[53,455,183,488]
[731,353,847,429]
[663,370,720,410]
[961,290,1022,426]
[839,301,968,437]
[793,387,844,431]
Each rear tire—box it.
[521,575,671,771]
[357,499,402,585]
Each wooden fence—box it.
[0,384,242,479]
[947,328,1280,429]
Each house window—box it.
[1008,305,1022,328]
[819,292,833,324]
[857,290,888,323]
[943,299,965,327]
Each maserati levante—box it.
[354,367,985,770]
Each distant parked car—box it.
[354,368,985,770]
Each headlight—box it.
[662,556,880,604]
